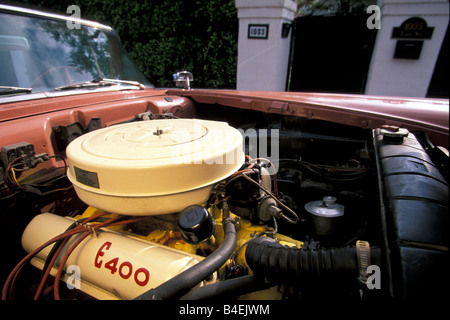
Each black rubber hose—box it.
[245,237,380,279]
[180,274,271,300]
[134,217,237,300]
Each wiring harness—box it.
[1,149,70,205]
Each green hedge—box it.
[19,0,238,88]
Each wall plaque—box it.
[248,24,269,39]
[392,17,434,39]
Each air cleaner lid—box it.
[66,119,244,197]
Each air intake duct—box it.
[245,237,380,279]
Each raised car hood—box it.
[168,89,449,148]
[1,88,448,148]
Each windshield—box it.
[0,11,152,93]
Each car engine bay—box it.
[1,94,448,302]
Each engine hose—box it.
[134,217,237,300]
[179,274,271,300]
[245,237,380,279]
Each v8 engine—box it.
[2,115,448,302]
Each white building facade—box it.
[235,0,449,98]
[235,0,297,91]
[365,0,449,97]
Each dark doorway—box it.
[287,14,378,94]
[427,23,449,99]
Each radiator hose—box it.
[134,215,237,300]
[179,274,271,300]
[245,237,380,279]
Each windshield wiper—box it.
[0,86,32,96]
[54,78,145,91]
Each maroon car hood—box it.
[168,89,449,148]
[1,88,448,148]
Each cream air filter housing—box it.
[66,119,244,215]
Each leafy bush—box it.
[19,0,238,88]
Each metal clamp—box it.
[356,240,371,286]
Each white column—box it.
[365,0,449,97]
[235,0,297,91]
